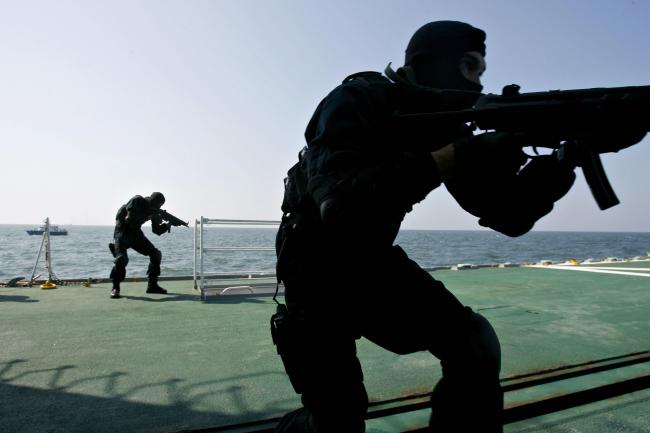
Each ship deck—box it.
[1,261,649,432]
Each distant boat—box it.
[26,225,68,236]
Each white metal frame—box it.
[30,217,60,285]
[193,217,280,299]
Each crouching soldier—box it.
[109,192,171,299]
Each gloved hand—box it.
[477,154,576,236]
[453,131,529,177]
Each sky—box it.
[0,0,648,231]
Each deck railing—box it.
[193,217,280,299]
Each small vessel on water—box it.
[26,224,68,236]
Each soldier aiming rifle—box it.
[108,192,188,299]
[271,20,647,433]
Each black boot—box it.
[146,276,167,294]
[110,282,121,299]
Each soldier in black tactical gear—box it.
[109,192,171,299]
[272,21,577,432]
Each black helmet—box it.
[405,21,486,65]
[147,192,165,208]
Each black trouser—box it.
[110,228,161,283]
[274,220,503,433]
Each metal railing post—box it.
[193,219,198,291]
[200,216,205,299]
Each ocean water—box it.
[1,224,649,280]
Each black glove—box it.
[447,151,576,237]
[477,155,576,237]
[453,132,529,177]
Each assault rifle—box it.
[398,84,650,210]
[157,209,189,228]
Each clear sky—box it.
[1,0,648,231]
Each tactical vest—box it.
[281,72,390,215]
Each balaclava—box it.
[405,21,486,92]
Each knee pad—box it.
[441,311,501,378]
[464,312,501,375]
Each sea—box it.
[1,224,649,280]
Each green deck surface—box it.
[1,264,649,432]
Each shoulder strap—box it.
[342,71,388,84]
[383,62,419,87]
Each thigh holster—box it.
[271,304,306,394]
